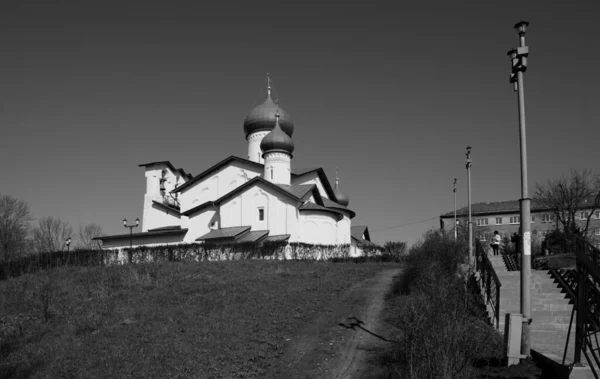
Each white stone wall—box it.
[337,216,351,245]
[263,152,291,185]
[219,182,300,236]
[179,161,262,213]
[142,164,186,232]
[292,172,330,199]
[296,211,338,245]
[101,233,185,249]
[183,209,218,242]
[247,131,270,163]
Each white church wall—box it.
[142,203,181,232]
[337,216,351,245]
[179,161,262,213]
[292,172,330,200]
[296,212,338,245]
[247,130,270,163]
[142,164,186,232]
[219,182,300,235]
[101,233,185,249]
[184,209,217,242]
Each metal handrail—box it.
[475,239,502,330]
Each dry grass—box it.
[0,260,394,378]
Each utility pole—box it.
[466,147,473,267]
[508,20,532,358]
[454,178,458,241]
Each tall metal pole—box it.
[466,147,473,267]
[454,178,458,241]
[509,21,532,358]
[130,227,133,249]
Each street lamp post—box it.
[123,218,140,249]
[466,146,473,267]
[508,20,532,358]
[454,178,458,242]
[65,237,71,252]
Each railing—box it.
[475,239,502,330]
[551,238,600,377]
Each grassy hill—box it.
[0,260,396,378]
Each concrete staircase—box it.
[488,255,576,364]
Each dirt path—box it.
[269,267,403,379]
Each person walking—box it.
[491,230,501,256]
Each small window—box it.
[541,214,553,223]
[531,215,535,223]
[510,216,520,224]
[476,218,488,226]
[258,208,265,221]
[495,217,503,225]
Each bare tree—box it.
[535,169,600,239]
[32,217,73,252]
[0,194,32,261]
[77,223,103,250]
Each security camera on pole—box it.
[508,20,532,359]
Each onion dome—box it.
[243,76,294,138]
[333,169,349,206]
[260,112,294,156]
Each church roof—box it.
[138,161,192,180]
[351,225,371,241]
[172,156,262,194]
[196,226,251,241]
[243,93,294,138]
[299,202,344,221]
[152,200,181,214]
[235,230,269,243]
[263,234,291,243]
[147,225,182,231]
[171,156,340,203]
[93,228,188,241]
[322,197,356,218]
[277,184,318,200]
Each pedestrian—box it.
[491,230,501,256]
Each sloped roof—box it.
[196,226,251,241]
[291,167,338,202]
[172,156,263,194]
[351,225,371,241]
[263,234,291,243]
[277,184,317,200]
[299,202,344,220]
[181,201,215,217]
[139,161,192,180]
[93,228,188,241]
[236,230,269,243]
[322,197,356,218]
[291,167,320,176]
[147,225,181,231]
[152,200,181,214]
[440,199,551,218]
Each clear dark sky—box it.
[1,0,598,246]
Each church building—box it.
[96,77,374,253]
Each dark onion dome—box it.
[333,172,349,206]
[243,93,294,138]
[260,112,294,156]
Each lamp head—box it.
[135,218,140,226]
[123,218,127,227]
[66,237,71,246]
[507,49,517,59]
[514,21,529,36]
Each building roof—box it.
[299,202,344,220]
[196,226,251,241]
[138,161,192,180]
[322,197,356,218]
[262,234,291,243]
[152,200,181,214]
[147,225,182,231]
[93,228,188,241]
[171,156,340,203]
[243,93,294,138]
[440,199,551,218]
[235,230,270,243]
[171,156,263,194]
[351,225,371,241]
[181,201,216,217]
[277,184,317,200]
[260,113,294,155]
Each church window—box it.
[271,168,273,180]
[258,207,265,221]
